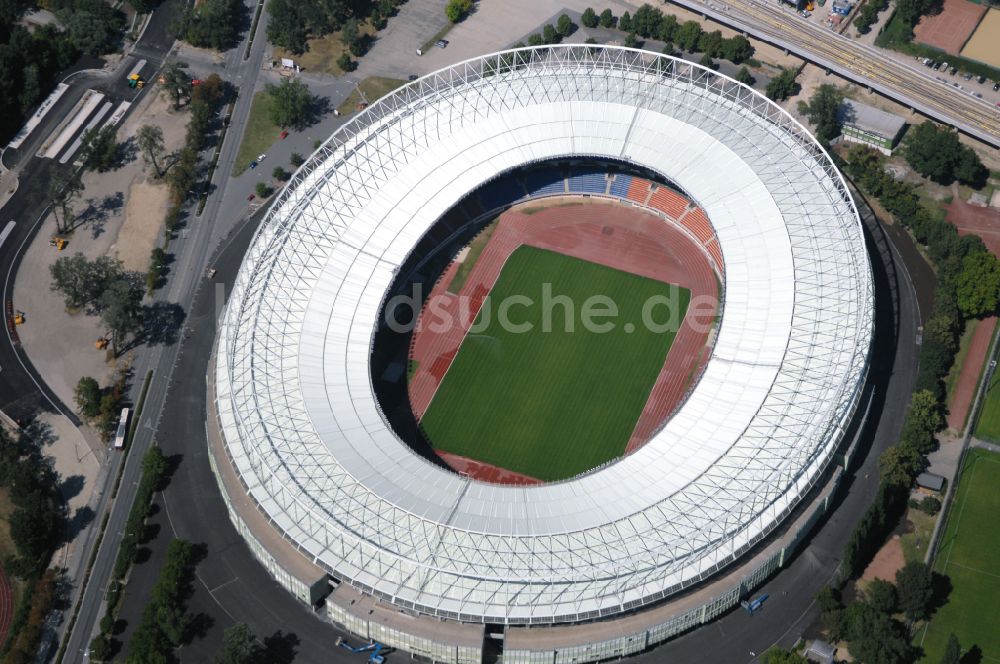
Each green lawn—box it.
[232,91,281,177]
[917,449,1000,662]
[420,246,689,481]
[973,356,1000,441]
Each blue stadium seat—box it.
[566,167,608,194]
[478,176,525,212]
[609,174,632,199]
[523,168,566,197]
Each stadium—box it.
[209,46,874,663]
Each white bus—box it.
[113,407,130,449]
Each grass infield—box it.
[419,246,689,481]
[972,361,1000,441]
[917,448,1000,662]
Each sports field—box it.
[419,246,689,482]
[917,448,1000,661]
[972,365,1000,441]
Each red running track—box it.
[408,198,720,483]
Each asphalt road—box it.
[666,0,1000,147]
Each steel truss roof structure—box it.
[214,45,873,624]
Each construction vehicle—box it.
[127,73,144,89]
[334,637,387,663]
[50,236,67,250]
[13,311,24,325]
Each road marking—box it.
[41,90,105,160]
[0,221,14,250]
[60,101,114,164]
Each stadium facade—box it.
[209,46,874,663]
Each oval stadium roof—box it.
[214,45,874,624]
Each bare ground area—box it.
[861,534,906,583]
[117,175,169,271]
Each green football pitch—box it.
[917,448,1000,662]
[419,245,690,482]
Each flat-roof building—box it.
[840,99,907,154]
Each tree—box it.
[337,52,356,72]
[866,578,897,614]
[215,623,259,664]
[90,633,114,661]
[266,0,309,54]
[904,121,986,186]
[136,125,169,178]
[272,166,289,181]
[48,170,84,234]
[721,35,754,63]
[760,647,808,664]
[527,33,543,46]
[623,31,638,48]
[290,152,304,166]
[699,29,724,57]
[845,601,914,664]
[675,21,703,51]
[955,250,1000,318]
[59,0,126,56]
[543,24,558,44]
[940,633,961,664]
[160,61,192,109]
[581,7,598,28]
[736,65,756,86]
[100,280,142,356]
[556,13,575,37]
[256,182,273,197]
[75,377,102,418]
[445,0,472,23]
[599,8,615,27]
[266,77,315,129]
[174,0,242,50]
[879,444,925,487]
[765,67,800,101]
[50,254,123,309]
[79,125,121,172]
[895,561,935,621]
[698,52,716,70]
[799,84,844,143]
[9,491,59,566]
[618,11,632,32]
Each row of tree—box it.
[88,446,170,661]
[266,0,401,56]
[523,15,576,47]
[124,539,197,662]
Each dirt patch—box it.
[947,197,1000,255]
[115,175,168,271]
[861,534,906,582]
[961,8,1000,68]
[913,0,986,55]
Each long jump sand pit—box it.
[914,0,987,55]
[961,8,1000,69]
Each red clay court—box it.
[913,0,987,55]
[407,197,721,484]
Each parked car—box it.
[436,39,448,48]
[249,160,258,169]
[279,130,289,140]
[993,81,1000,91]
[257,153,267,163]
[977,74,986,84]
[963,71,974,80]
[247,194,255,201]
[949,66,957,75]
